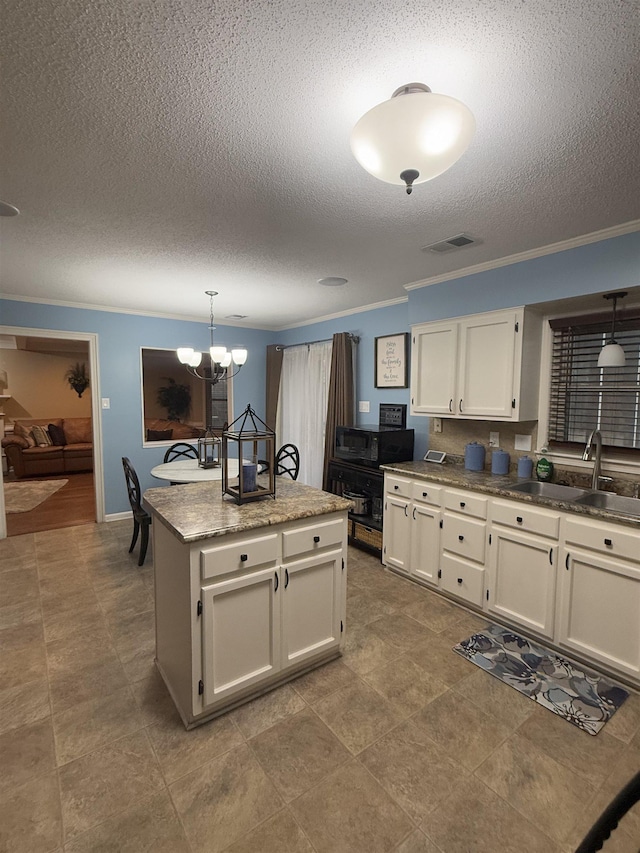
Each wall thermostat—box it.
[424,450,446,464]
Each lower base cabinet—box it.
[154,512,347,728]
[487,527,557,639]
[382,475,640,688]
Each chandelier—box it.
[350,83,475,194]
[177,290,248,383]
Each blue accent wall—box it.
[0,301,271,513]
[2,229,637,516]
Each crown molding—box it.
[404,220,640,292]
[273,295,408,332]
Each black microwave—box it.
[334,425,414,468]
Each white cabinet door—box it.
[281,550,342,668]
[410,503,441,586]
[201,567,281,707]
[557,548,640,681]
[410,322,458,415]
[488,527,556,639]
[383,495,411,573]
[457,311,517,418]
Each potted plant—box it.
[157,377,192,422]
[65,362,90,398]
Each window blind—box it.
[548,314,640,451]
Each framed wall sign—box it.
[375,332,409,388]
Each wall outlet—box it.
[358,400,370,413]
[489,431,500,447]
[101,398,110,409]
[515,433,532,451]
[432,417,442,433]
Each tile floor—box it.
[1,522,639,853]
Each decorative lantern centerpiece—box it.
[198,427,221,469]
[222,404,275,504]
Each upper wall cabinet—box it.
[410,308,542,421]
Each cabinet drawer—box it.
[385,475,412,499]
[412,482,442,507]
[200,532,279,580]
[491,500,560,539]
[282,517,344,560]
[440,553,485,606]
[442,513,486,563]
[444,489,488,519]
[564,516,640,564]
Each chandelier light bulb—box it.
[219,352,233,368]
[188,351,203,368]
[231,348,248,366]
[210,346,228,363]
[177,347,195,364]
[350,83,475,193]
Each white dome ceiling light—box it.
[350,83,475,194]
[597,291,628,368]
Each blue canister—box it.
[464,442,486,471]
[517,456,534,479]
[491,449,510,475]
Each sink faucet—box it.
[582,429,603,490]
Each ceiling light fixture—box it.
[350,82,475,194]
[318,277,348,287]
[597,291,627,368]
[177,291,247,384]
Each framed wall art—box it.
[375,332,409,388]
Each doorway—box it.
[0,327,104,539]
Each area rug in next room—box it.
[454,624,629,735]
[4,479,68,513]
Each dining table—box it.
[150,457,240,484]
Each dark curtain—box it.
[265,344,283,431]
[323,332,355,490]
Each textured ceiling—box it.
[1,0,639,330]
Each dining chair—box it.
[163,442,199,463]
[275,443,300,480]
[122,457,152,566]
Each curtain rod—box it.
[275,333,360,351]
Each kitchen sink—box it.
[573,491,640,518]
[508,481,589,500]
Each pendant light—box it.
[350,83,475,194]
[597,291,627,368]
[177,291,248,383]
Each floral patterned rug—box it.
[453,624,629,735]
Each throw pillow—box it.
[48,423,67,446]
[13,422,37,447]
[31,424,53,446]
[147,428,173,441]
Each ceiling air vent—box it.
[422,233,477,254]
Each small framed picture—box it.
[375,333,409,388]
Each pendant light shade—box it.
[350,83,475,194]
[597,291,627,368]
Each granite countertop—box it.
[143,478,352,543]
[381,461,640,530]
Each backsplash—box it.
[428,418,639,496]
[429,419,538,474]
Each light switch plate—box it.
[515,433,532,451]
[101,398,110,409]
[489,431,500,447]
[358,400,370,413]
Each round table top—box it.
[150,457,240,484]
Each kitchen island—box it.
[144,479,351,728]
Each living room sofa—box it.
[1,417,93,479]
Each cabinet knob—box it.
[458,534,464,541]
[422,492,427,498]
[313,535,320,543]
[457,577,463,584]
[604,538,613,547]
[516,516,523,524]
[240,554,248,562]
[394,485,399,490]
[460,502,466,508]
